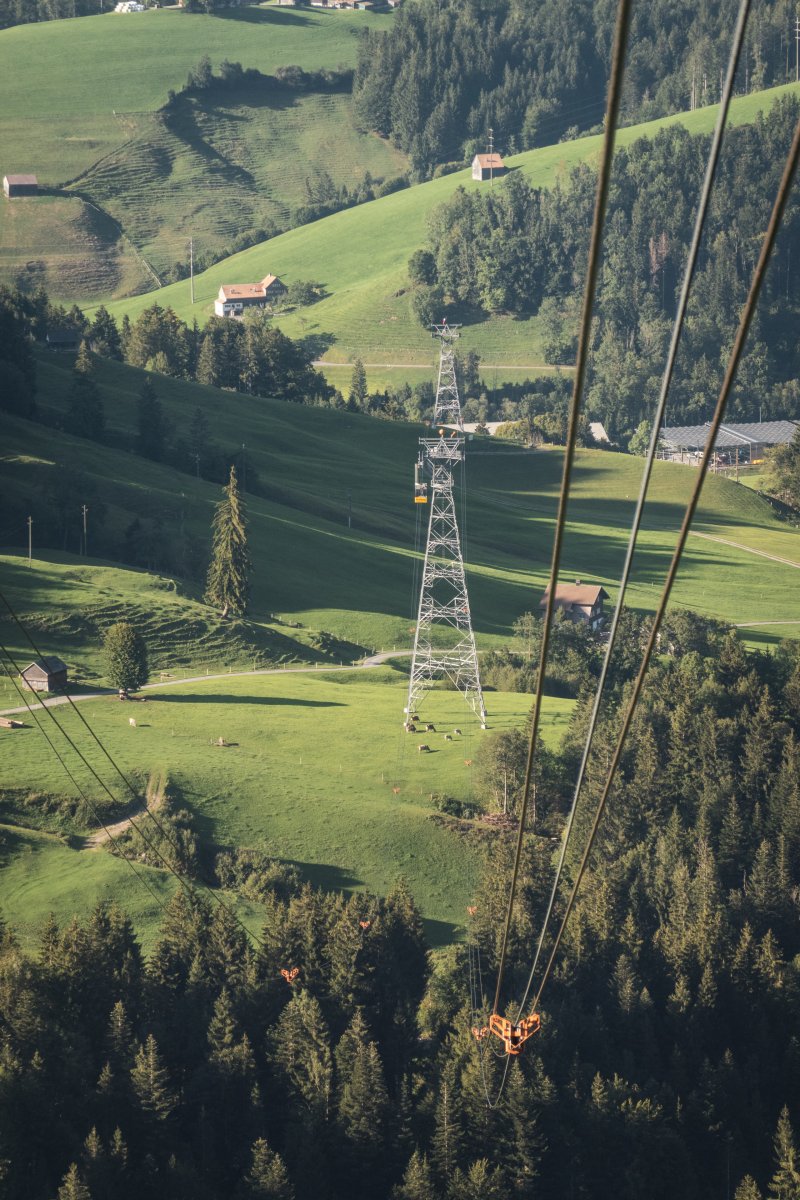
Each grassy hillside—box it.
[0,4,394,297]
[3,350,799,658]
[104,82,800,372]
[69,86,406,282]
[2,357,799,948]
[0,666,572,948]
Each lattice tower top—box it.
[431,321,463,430]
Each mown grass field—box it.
[104,83,800,366]
[2,357,799,951]
[71,88,406,282]
[0,668,573,949]
[0,4,393,296]
[4,350,798,659]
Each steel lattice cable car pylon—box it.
[405,323,487,728]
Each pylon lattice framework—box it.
[406,323,487,726]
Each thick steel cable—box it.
[0,643,170,915]
[0,590,270,953]
[491,0,634,1018]
[0,631,210,909]
[531,113,800,1015]
[515,0,754,1021]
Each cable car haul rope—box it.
[469,0,800,1109]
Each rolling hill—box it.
[0,4,396,298]
[2,354,799,948]
[102,82,800,379]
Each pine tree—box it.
[392,1150,438,1200]
[205,466,251,618]
[243,1139,295,1199]
[736,1176,764,1200]
[768,1107,800,1199]
[90,306,122,360]
[447,1159,506,1200]
[348,359,368,411]
[136,378,167,461]
[57,1163,91,1200]
[130,1033,176,1121]
[336,1012,389,1194]
[65,342,105,441]
[103,621,149,697]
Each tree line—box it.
[353,0,798,177]
[2,616,800,1197]
[410,97,800,442]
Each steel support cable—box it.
[514,0,754,1022]
[0,631,204,900]
[0,590,271,954]
[491,0,634,1019]
[530,113,800,1016]
[0,642,170,916]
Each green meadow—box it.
[0,667,573,949]
[0,4,394,296]
[103,83,800,367]
[2,355,799,950]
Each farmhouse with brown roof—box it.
[214,274,287,318]
[3,174,38,198]
[471,153,506,181]
[540,581,610,630]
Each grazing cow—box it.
[392,786,401,795]
[464,759,472,766]
[404,722,417,732]
[418,744,430,753]
[425,723,436,732]
[444,734,453,742]
[128,718,137,727]
[454,728,462,736]
[410,713,420,722]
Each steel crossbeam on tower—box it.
[405,323,487,727]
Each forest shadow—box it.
[212,5,314,25]
[286,859,363,891]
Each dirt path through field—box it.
[689,530,800,570]
[0,651,409,719]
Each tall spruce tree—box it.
[205,466,251,618]
[65,342,105,441]
[136,378,166,461]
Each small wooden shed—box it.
[3,174,39,198]
[471,153,506,181]
[20,656,68,693]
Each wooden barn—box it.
[20,656,68,693]
[3,174,38,198]
[540,582,609,630]
[471,153,506,181]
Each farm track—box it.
[0,651,409,719]
[689,530,800,570]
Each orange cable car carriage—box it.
[488,1012,541,1056]
[414,455,428,504]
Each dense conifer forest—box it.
[2,619,799,1199]
[353,0,797,174]
[412,96,800,440]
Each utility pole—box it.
[347,490,352,530]
[488,126,494,187]
[27,515,32,567]
[189,237,195,305]
[796,15,800,82]
[241,443,247,493]
[405,321,487,729]
[81,504,88,557]
[191,452,201,479]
